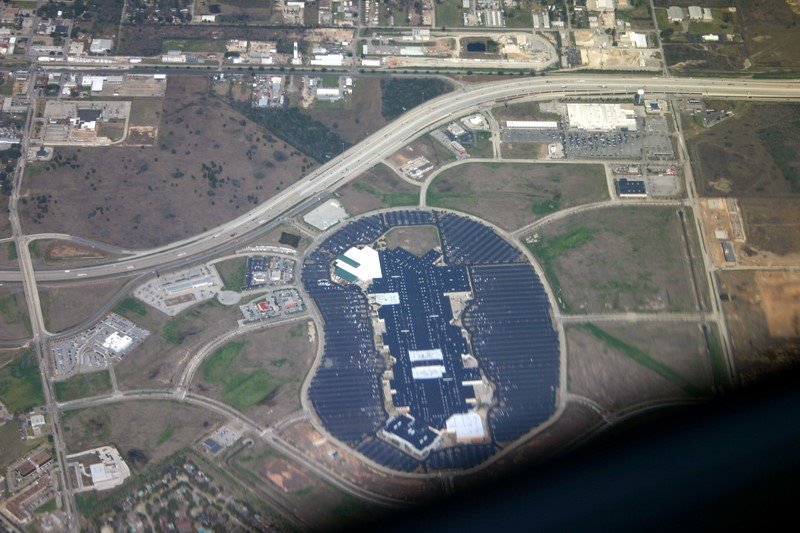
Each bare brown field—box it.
[39,277,133,333]
[61,401,223,471]
[739,197,800,259]
[755,271,800,338]
[427,162,608,231]
[20,75,309,249]
[499,142,549,160]
[383,225,441,256]
[191,320,317,427]
[304,79,388,145]
[567,323,713,413]
[0,283,30,340]
[491,101,560,122]
[114,299,243,390]
[337,164,419,215]
[30,239,124,269]
[735,0,800,72]
[231,442,379,530]
[526,207,706,313]
[718,270,800,386]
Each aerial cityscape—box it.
[0,0,799,530]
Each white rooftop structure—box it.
[445,412,486,442]
[567,103,638,131]
[688,5,702,19]
[667,6,684,22]
[630,31,648,48]
[372,292,400,305]
[30,414,45,428]
[68,446,131,492]
[90,463,112,483]
[408,349,444,363]
[411,365,446,380]
[505,120,559,129]
[303,199,349,230]
[336,246,382,282]
[89,38,113,54]
[102,332,132,353]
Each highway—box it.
[2,75,799,284]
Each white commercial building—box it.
[408,349,444,363]
[504,120,559,129]
[335,246,382,282]
[89,38,113,54]
[411,365,446,380]
[667,6,684,22]
[567,103,638,131]
[102,332,132,354]
[688,6,702,19]
[630,31,648,48]
[303,198,348,230]
[445,413,486,442]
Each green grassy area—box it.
[582,324,703,396]
[435,0,465,28]
[114,297,148,318]
[54,371,112,402]
[352,182,418,207]
[202,341,287,411]
[7,241,17,260]
[161,39,227,53]
[470,131,494,158]
[0,348,44,413]
[0,422,43,471]
[216,258,248,292]
[0,77,13,96]
[0,293,23,324]
[35,498,58,514]
[155,423,174,446]
[380,78,451,120]
[527,228,595,312]
[757,120,800,193]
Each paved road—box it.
[2,75,799,284]
[559,312,710,324]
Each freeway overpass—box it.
[2,74,799,284]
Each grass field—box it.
[566,322,712,413]
[435,0,465,28]
[427,162,607,230]
[0,421,45,472]
[0,348,44,413]
[20,75,310,249]
[0,284,30,340]
[337,164,419,215]
[383,225,441,256]
[61,401,223,469]
[39,277,132,333]
[54,371,113,402]
[114,298,243,390]
[193,321,316,425]
[686,104,800,196]
[301,79,388,146]
[216,258,248,292]
[470,131,494,158]
[114,297,148,317]
[161,39,227,53]
[491,101,561,123]
[527,207,706,313]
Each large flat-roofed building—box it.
[335,246,382,282]
[667,6,684,22]
[616,178,647,198]
[567,103,638,131]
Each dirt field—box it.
[0,283,31,340]
[113,298,244,390]
[39,277,134,333]
[717,270,800,386]
[567,323,713,413]
[231,441,380,530]
[302,78,388,145]
[191,320,317,426]
[337,164,420,215]
[685,103,800,197]
[427,162,608,231]
[739,197,800,259]
[61,401,223,471]
[386,134,456,178]
[30,240,123,269]
[526,206,706,313]
[383,225,441,256]
[20,75,309,249]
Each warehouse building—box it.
[567,103,638,131]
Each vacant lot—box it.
[527,207,705,313]
[193,320,316,425]
[29,239,123,269]
[337,164,420,215]
[567,322,714,413]
[491,101,560,122]
[735,0,800,73]
[0,283,31,340]
[20,75,308,249]
[380,78,452,120]
[114,298,243,390]
[0,347,43,414]
[718,270,800,386]
[0,421,46,473]
[62,401,223,470]
[301,78,388,145]
[232,441,379,530]
[39,277,134,333]
[686,104,800,196]
[215,257,248,292]
[54,370,113,402]
[0,241,17,269]
[383,225,441,256]
[739,197,800,259]
[427,162,607,231]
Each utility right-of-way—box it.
[3,75,800,286]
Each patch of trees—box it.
[380,78,452,120]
